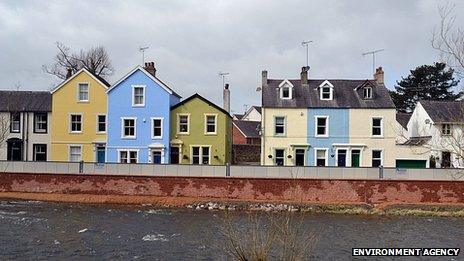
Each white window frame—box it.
[278,80,293,100]
[442,124,451,136]
[314,115,329,137]
[204,114,218,135]
[371,117,383,137]
[190,145,212,165]
[117,149,139,163]
[77,82,90,102]
[33,144,47,161]
[69,113,83,133]
[314,148,328,167]
[96,114,106,134]
[34,113,48,133]
[121,117,137,139]
[363,87,372,99]
[318,80,334,101]
[151,117,164,139]
[132,85,146,107]
[10,112,20,133]
[68,145,83,162]
[274,116,286,136]
[177,113,190,135]
[371,149,383,167]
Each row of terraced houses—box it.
[0,62,460,168]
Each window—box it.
[363,87,372,99]
[152,118,163,139]
[275,149,285,166]
[191,146,210,165]
[372,117,383,137]
[372,150,382,167]
[33,144,47,161]
[442,124,451,136]
[70,114,82,133]
[34,113,48,133]
[122,118,136,138]
[178,114,189,134]
[69,146,82,162]
[97,115,106,133]
[321,87,331,100]
[205,115,216,134]
[132,86,145,106]
[10,112,20,133]
[274,116,285,135]
[78,83,89,101]
[282,87,290,99]
[315,116,328,137]
[119,150,138,163]
[315,149,327,166]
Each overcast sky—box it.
[0,0,462,114]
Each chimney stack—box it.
[223,83,230,113]
[301,66,309,85]
[261,70,268,88]
[144,61,157,77]
[374,66,384,85]
[66,68,72,79]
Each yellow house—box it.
[50,68,110,162]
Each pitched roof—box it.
[0,90,51,112]
[420,100,464,123]
[51,68,110,94]
[107,66,181,97]
[251,106,262,114]
[171,93,231,117]
[233,120,260,138]
[396,112,412,130]
[399,136,431,146]
[262,79,395,108]
[233,114,244,120]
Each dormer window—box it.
[278,79,293,100]
[363,87,372,99]
[318,80,333,100]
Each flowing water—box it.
[0,200,463,260]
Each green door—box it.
[351,150,360,167]
[396,160,426,169]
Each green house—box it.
[170,94,232,165]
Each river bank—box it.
[1,192,464,217]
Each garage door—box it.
[395,160,427,169]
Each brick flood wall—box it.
[0,172,463,205]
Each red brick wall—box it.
[1,173,464,205]
[232,124,247,145]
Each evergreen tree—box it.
[390,62,460,112]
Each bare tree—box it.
[42,42,114,80]
[432,3,464,78]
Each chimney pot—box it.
[223,83,230,113]
[262,70,268,87]
[374,66,384,85]
[144,61,157,77]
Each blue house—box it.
[106,62,181,164]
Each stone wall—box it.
[0,172,463,205]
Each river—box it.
[0,200,462,260]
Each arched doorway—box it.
[7,138,23,161]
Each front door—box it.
[295,149,305,166]
[337,149,347,167]
[96,146,105,163]
[152,151,162,164]
[170,147,179,164]
[351,149,360,167]
[7,139,23,161]
[442,151,451,168]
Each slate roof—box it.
[233,120,260,138]
[171,93,231,117]
[420,100,464,123]
[396,112,412,130]
[399,136,431,146]
[262,79,395,108]
[233,114,244,120]
[0,90,51,112]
